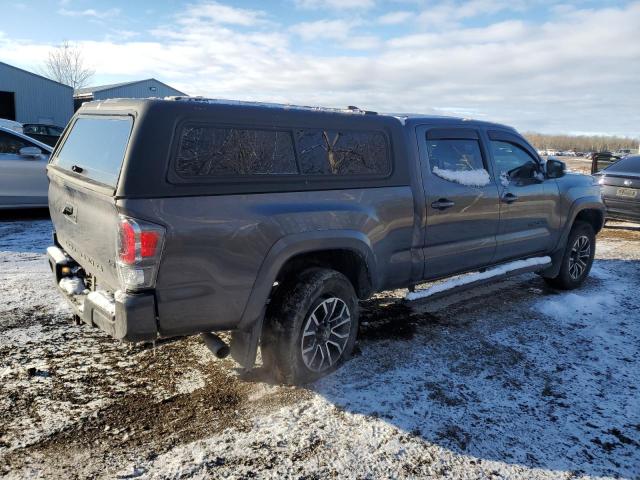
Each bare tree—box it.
[42,41,94,90]
[524,132,639,153]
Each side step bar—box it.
[405,256,552,303]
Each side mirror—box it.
[546,158,566,178]
[19,146,42,158]
[508,160,542,182]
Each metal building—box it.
[74,78,186,110]
[0,61,74,128]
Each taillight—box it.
[116,216,165,290]
[119,220,136,264]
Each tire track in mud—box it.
[1,323,307,479]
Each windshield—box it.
[604,155,640,175]
[53,116,133,187]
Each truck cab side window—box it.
[490,141,539,179]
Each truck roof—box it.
[78,97,516,132]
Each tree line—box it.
[524,132,639,153]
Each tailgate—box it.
[47,114,134,291]
[49,173,121,290]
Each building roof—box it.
[0,61,73,90]
[74,78,186,97]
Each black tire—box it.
[262,268,359,385]
[543,221,595,290]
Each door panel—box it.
[486,135,557,262]
[0,128,49,206]
[417,126,500,280]
[0,155,49,205]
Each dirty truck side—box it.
[47,98,605,384]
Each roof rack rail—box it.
[163,96,378,115]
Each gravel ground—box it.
[1,211,639,479]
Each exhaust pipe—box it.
[201,332,230,359]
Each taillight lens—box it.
[116,216,165,290]
[119,220,136,264]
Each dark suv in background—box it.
[46,98,605,383]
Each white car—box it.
[0,118,24,134]
[0,126,53,209]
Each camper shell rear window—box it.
[52,115,133,187]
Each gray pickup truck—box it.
[46,98,605,383]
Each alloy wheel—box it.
[300,297,352,373]
[569,235,590,280]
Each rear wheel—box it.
[262,268,359,384]
[543,221,595,290]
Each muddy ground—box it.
[1,212,639,479]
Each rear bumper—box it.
[47,245,158,341]
[602,197,640,223]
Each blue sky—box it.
[1,0,639,136]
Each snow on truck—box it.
[46,98,605,383]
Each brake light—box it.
[119,220,136,264]
[141,231,159,258]
[116,216,165,290]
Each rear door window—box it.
[426,138,485,172]
[604,156,640,174]
[52,116,133,187]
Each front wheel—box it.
[543,221,595,290]
[262,268,359,384]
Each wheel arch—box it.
[238,230,376,331]
[541,197,604,279]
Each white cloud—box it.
[58,7,121,19]
[290,19,380,49]
[1,2,639,137]
[416,0,530,28]
[377,11,413,25]
[178,1,268,26]
[290,19,355,41]
[294,0,375,10]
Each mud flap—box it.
[537,247,565,279]
[230,313,264,369]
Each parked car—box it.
[590,151,620,174]
[0,126,52,209]
[0,118,24,134]
[46,98,605,384]
[22,124,64,147]
[593,155,640,223]
[613,148,634,157]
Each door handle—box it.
[501,192,518,204]
[431,198,455,210]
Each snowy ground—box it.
[1,211,639,479]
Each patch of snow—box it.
[535,263,621,318]
[432,166,491,187]
[406,256,551,301]
[59,277,87,295]
[175,369,206,395]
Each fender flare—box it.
[541,196,605,278]
[237,229,377,331]
[560,196,605,247]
